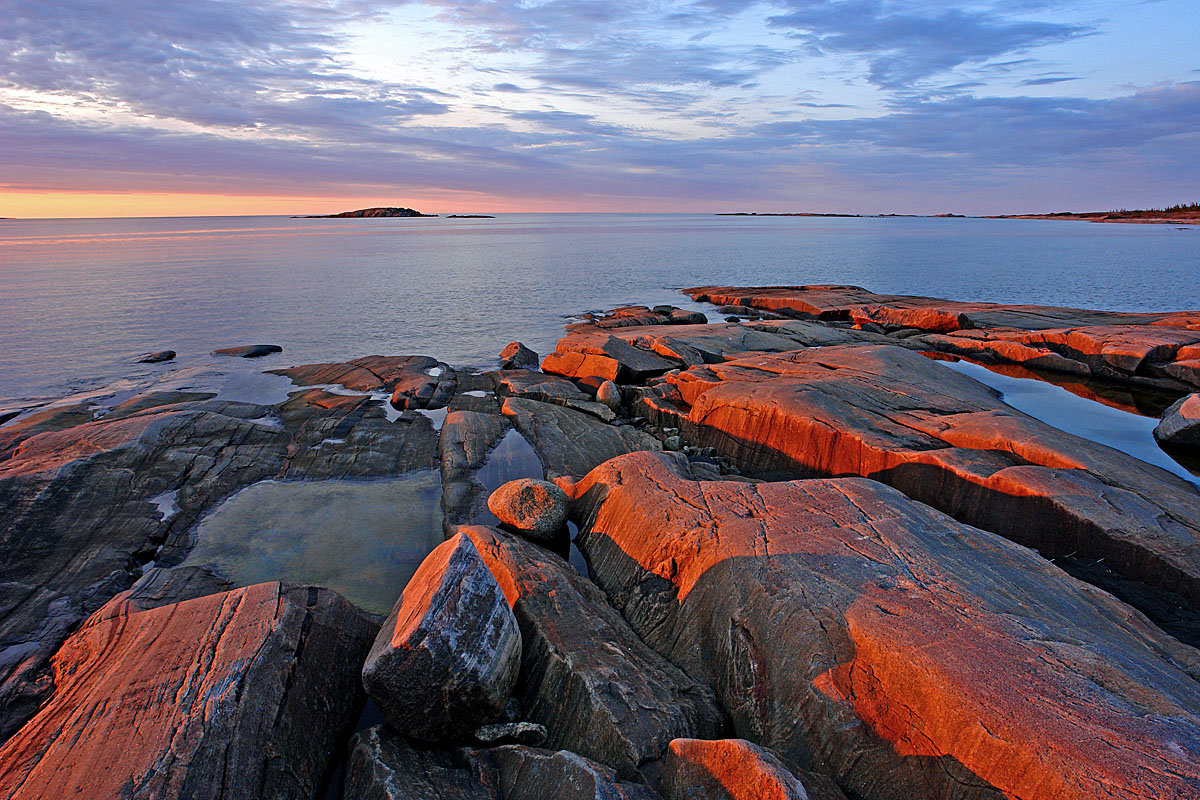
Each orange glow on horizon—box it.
[0,190,721,219]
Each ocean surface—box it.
[1,213,1198,402]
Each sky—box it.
[0,0,1196,217]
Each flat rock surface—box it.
[658,738,845,800]
[575,451,1200,800]
[501,396,660,479]
[462,526,726,780]
[0,581,376,799]
[644,344,1200,643]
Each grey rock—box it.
[487,478,569,541]
[475,722,549,747]
[348,726,495,800]
[362,533,521,743]
[1154,393,1200,448]
[596,380,622,410]
[501,341,540,370]
[138,350,176,363]
[466,746,662,800]
[669,310,707,325]
[212,344,282,358]
[663,435,683,451]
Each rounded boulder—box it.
[487,479,569,541]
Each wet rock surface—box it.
[575,451,1200,800]
[1157,392,1200,448]
[502,396,660,479]
[463,526,726,780]
[362,533,521,743]
[138,349,176,363]
[213,343,283,358]
[0,581,375,799]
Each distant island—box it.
[986,203,1200,225]
[716,212,860,218]
[446,214,496,219]
[299,207,436,218]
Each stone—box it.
[1155,393,1200,448]
[542,332,678,383]
[465,746,662,800]
[362,533,521,743]
[645,343,1200,645]
[669,309,708,325]
[501,341,540,370]
[138,349,176,363]
[663,435,683,451]
[596,380,622,410]
[658,738,846,800]
[347,726,494,800]
[494,370,615,421]
[475,722,549,747]
[501,396,661,479]
[463,526,725,779]
[575,451,1200,800]
[0,581,376,799]
[440,410,516,533]
[212,343,282,358]
[488,478,570,540]
[271,354,439,391]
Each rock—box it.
[542,332,678,383]
[1155,393,1200,448]
[272,354,439,391]
[212,343,282,358]
[347,726,494,800]
[463,526,725,779]
[501,396,661,479]
[645,343,1200,644]
[596,380,622,410]
[487,478,569,541]
[494,370,615,421]
[138,349,175,363]
[0,581,376,799]
[440,410,516,533]
[475,722,549,747]
[663,435,683,451]
[307,206,434,218]
[362,533,521,743]
[657,738,846,800]
[669,309,707,325]
[501,341,540,370]
[575,451,1200,800]
[465,746,662,800]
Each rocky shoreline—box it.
[2,286,1200,799]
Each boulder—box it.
[501,396,660,479]
[463,526,726,779]
[212,344,282,358]
[596,380,622,410]
[494,370,615,421]
[466,746,661,800]
[138,349,176,363]
[1155,393,1200,448]
[487,478,569,541]
[574,451,1200,800]
[669,309,707,325]
[501,341,540,370]
[347,726,494,800]
[657,739,846,800]
[0,582,375,799]
[362,533,521,743]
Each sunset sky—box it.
[1,0,1197,218]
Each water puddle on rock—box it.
[935,358,1200,488]
[182,471,443,615]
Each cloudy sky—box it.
[1,0,1196,216]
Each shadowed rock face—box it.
[347,726,494,800]
[686,286,1200,391]
[462,526,726,780]
[574,452,1200,800]
[465,745,663,800]
[0,364,439,739]
[638,344,1200,643]
[1157,393,1200,448]
[0,581,376,800]
[362,533,521,743]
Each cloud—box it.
[1019,76,1081,86]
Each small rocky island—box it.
[302,206,437,218]
[2,287,1200,799]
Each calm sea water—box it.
[1,213,1197,401]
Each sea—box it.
[0,213,1197,403]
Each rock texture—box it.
[463,526,726,779]
[347,726,493,800]
[440,409,518,533]
[500,342,540,370]
[1156,393,1200,448]
[639,344,1200,643]
[362,533,521,743]
[466,746,662,800]
[138,350,176,363]
[487,478,570,541]
[658,739,845,800]
[213,344,282,358]
[501,396,660,479]
[574,451,1200,800]
[0,581,375,799]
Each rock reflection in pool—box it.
[183,471,442,615]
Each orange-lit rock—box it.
[574,451,1200,800]
[270,354,441,391]
[0,581,375,799]
[1156,393,1200,449]
[462,526,726,779]
[362,533,521,743]
[658,738,846,800]
[641,344,1200,642]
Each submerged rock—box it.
[0,581,375,799]
[501,396,660,479]
[362,533,521,743]
[487,478,569,541]
[212,343,282,358]
[137,349,176,363]
[575,451,1200,800]
[501,341,540,370]
[1155,392,1200,448]
[463,526,726,779]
